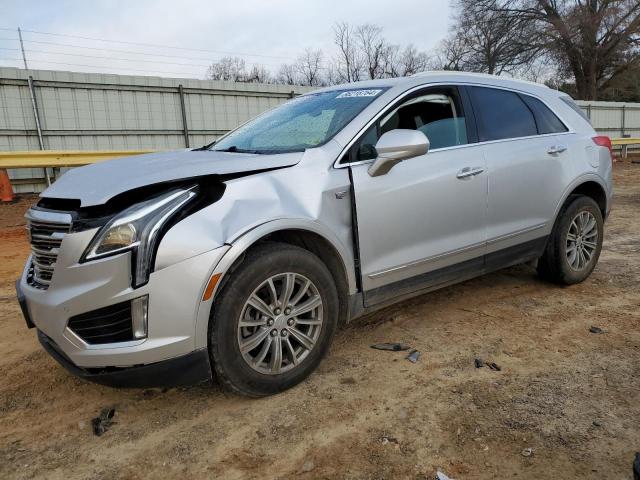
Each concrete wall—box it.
[0,67,313,192]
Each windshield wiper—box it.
[213,146,262,154]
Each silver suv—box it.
[17,72,613,396]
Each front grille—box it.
[25,209,72,290]
[68,301,134,344]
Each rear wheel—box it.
[537,195,603,285]
[209,242,338,397]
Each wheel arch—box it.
[568,181,608,218]
[193,219,356,350]
[554,175,609,222]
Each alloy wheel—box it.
[566,210,598,271]
[237,272,323,375]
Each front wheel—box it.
[209,242,338,397]
[537,195,604,285]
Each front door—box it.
[348,86,488,306]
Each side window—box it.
[469,86,537,141]
[346,86,469,163]
[560,95,591,124]
[355,124,378,161]
[380,90,468,150]
[520,95,568,134]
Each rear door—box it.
[348,85,488,306]
[468,86,573,261]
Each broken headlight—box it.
[83,186,197,287]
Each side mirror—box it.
[368,129,430,177]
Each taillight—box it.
[592,136,613,160]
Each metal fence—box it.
[0,67,313,192]
[576,100,640,139]
[1,66,638,193]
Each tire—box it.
[537,195,604,285]
[209,242,339,397]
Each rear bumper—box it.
[38,330,211,388]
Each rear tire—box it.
[209,242,338,397]
[537,195,603,285]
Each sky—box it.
[0,0,452,79]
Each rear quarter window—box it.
[560,96,592,124]
[520,95,568,134]
[469,86,538,142]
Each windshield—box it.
[211,88,387,154]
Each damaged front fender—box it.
[155,147,357,293]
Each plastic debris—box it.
[589,326,604,334]
[301,461,315,473]
[475,358,501,371]
[522,447,533,457]
[406,349,421,363]
[370,343,411,351]
[381,434,399,445]
[487,362,502,371]
[91,407,115,437]
[436,471,455,480]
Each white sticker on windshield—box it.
[336,89,382,98]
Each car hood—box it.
[41,149,304,207]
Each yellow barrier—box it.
[0,150,156,169]
[611,138,640,159]
[611,137,640,146]
[0,139,639,170]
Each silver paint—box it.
[21,72,613,375]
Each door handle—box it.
[547,145,567,155]
[456,166,484,179]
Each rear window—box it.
[520,95,568,134]
[469,86,537,141]
[560,96,591,124]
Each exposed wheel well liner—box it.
[568,181,607,217]
[222,229,351,326]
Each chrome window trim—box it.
[333,81,576,169]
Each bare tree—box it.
[382,44,430,77]
[474,0,640,99]
[355,24,387,79]
[397,44,430,76]
[295,48,324,86]
[245,65,272,83]
[432,36,469,71]
[277,63,299,85]
[206,57,248,82]
[332,22,430,81]
[323,61,341,85]
[333,22,363,82]
[438,0,543,76]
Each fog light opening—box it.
[131,295,148,339]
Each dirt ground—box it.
[0,165,639,480]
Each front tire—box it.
[209,242,338,397]
[537,195,604,285]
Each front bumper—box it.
[37,330,211,388]
[18,227,229,385]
